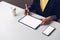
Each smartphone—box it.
[42,26,56,36]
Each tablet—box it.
[18,15,42,29]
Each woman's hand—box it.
[57,19,60,23]
[24,4,29,15]
[24,9,29,15]
[40,16,57,25]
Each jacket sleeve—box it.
[55,0,60,20]
[29,0,36,12]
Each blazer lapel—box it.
[39,0,55,13]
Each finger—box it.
[44,21,51,25]
[24,13,26,15]
[40,18,43,21]
[40,21,45,25]
[41,20,48,25]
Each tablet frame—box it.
[18,15,41,30]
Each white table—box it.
[0,1,60,40]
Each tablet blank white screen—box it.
[20,15,42,29]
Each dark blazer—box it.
[29,0,60,21]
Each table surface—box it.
[0,1,60,40]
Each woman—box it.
[24,0,60,25]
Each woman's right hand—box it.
[24,4,29,15]
[24,9,29,15]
